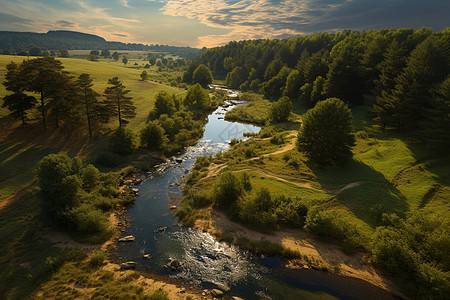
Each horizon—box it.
[0,0,449,48]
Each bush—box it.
[269,96,292,122]
[214,171,243,207]
[142,288,169,300]
[140,121,169,151]
[305,207,345,240]
[66,204,110,235]
[37,154,82,220]
[270,133,285,144]
[80,164,100,192]
[89,250,106,268]
[110,127,136,155]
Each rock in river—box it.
[118,235,135,242]
[120,261,137,270]
[154,226,167,233]
[211,289,224,297]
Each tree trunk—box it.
[117,98,122,127]
[86,97,92,137]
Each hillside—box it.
[0,30,202,58]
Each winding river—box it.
[115,96,395,300]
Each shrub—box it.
[66,204,110,235]
[214,171,243,207]
[80,164,100,192]
[142,288,169,300]
[270,133,285,145]
[140,121,169,151]
[269,96,292,122]
[110,127,136,155]
[305,207,345,240]
[89,250,106,268]
[37,154,82,220]
[241,172,252,191]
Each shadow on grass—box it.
[0,141,61,199]
[0,190,61,299]
[306,158,408,227]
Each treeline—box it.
[0,30,203,59]
[2,57,136,136]
[198,28,450,147]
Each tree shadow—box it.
[305,158,409,227]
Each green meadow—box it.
[0,54,186,200]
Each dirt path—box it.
[235,168,321,191]
[195,209,404,298]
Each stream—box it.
[115,93,396,299]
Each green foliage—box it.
[140,70,149,81]
[104,77,136,127]
[2,92,37,126]
[213,171,243,207]
[192,64,213,86]
[110,127,137,155]
[184,83,211,110]
[140,121,169,151]
[80,164,100,192]
[269,96,292,122]
[89,250,106,268]
[87,54,98,61]
[153,91,176,117]
[142,288,169,300]
[270,133,285,145]
[263,67,291,100]
[298,98,354,165]
[37,154,82,220]
[239,187,308,228]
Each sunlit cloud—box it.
[0,0,448,47]
[160,0,450,47]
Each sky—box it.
[0,0,448,48]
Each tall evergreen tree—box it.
[104,77,136,127]
[19,57,66,131]
[77,73,101,137]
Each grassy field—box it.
[0,54,192,299]
[187,101,450,296]
[0,54,187,200]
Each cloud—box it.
[160,0,450,47]
[0,12,35,31]
[55,20,76,28]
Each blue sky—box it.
[0,0,448,47]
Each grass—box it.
[188,101,449,246]
[225,98,271,124]
[0,54,188,200]
[0,54,190,298]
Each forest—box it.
[196,28,450,148]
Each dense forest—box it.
[0,30,203,58]
[196,28,450,148]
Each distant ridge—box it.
[0,30,201,58]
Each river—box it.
[115,98,396,300]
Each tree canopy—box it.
[298,98,355,165]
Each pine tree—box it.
[104,77,136,127]
[19,57,66,130]
[77,73,101,137]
